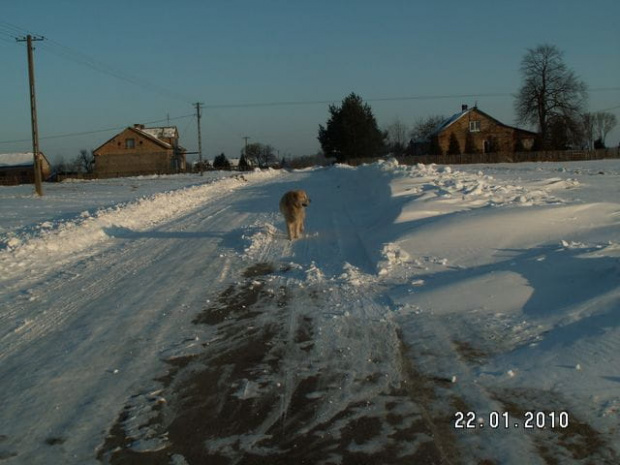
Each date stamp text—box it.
[454,411,570,430]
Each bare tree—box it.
[515,44,588,149]
[52,157,68,175]
[593,112,617,147]
[409,115,446,142]
[244,143,278,168]
[76,149,95,174]
[385,119,409,155]
[582,113,595,149]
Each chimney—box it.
[133,123,145,130]
[461,104,468,112]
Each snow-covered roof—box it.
[140,127,178,140]
[430,110,471,135]
[0,153,35,167]
[430,107,538,137]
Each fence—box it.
[347,148,619,167]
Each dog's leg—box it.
[287,222,294,240]
[297,221,303,238]
[291,221,297,239]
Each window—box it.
[469,121,481,132]
[125,138,135,149]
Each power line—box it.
[0,23,25,43]
[1,20,194,104]
[39,39,196,104]
[202,88,620,110]
[0,20,32,35]
[201,94,511,110]
[598,103,620,112]
[0,114,195,145]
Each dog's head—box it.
[296,190,311,207]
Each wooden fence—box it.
[347,149,619,167]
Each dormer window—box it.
[469,121,481,132]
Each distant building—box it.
[0,152,52,185]
[426,105,537,155]
[93,124,186,178]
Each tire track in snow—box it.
[0,198,239,365]
[0,175,288,464]
[101,261,457,464]
[98,167,460,463]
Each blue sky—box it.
[1,0,619,164]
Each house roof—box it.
[94,125,185,153]
[0,152,51,168]
[129,126,177,149]
[140,127,178,140]
[431,107,537,137]
[0,153,34,167]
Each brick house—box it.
[93,124,186,178]
[429,105,537,155]
[0,152,52,185]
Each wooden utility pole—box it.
[243,136,250,155]
[241,136,251,171]
[194,102,204,176]
[17,34,45,196]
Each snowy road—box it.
[1,161,619,464]
[93,167,458,464]
[1,168,452,464]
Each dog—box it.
[279,190,311,240]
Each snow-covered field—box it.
[1,160,618,464]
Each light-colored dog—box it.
[279,190,311,240]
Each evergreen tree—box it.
[487,136,501,153]
[447,133,461,155]
[428,136,442,155]
[213,153,231,170]
[514,138,525,152]
[464,133,477,154]
[238,154,251,171]
[318,93,386,163]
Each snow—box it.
[0,159,619,464]
[0,153,34,168]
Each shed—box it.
[0,152,52,186]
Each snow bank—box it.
[0,170,281,283]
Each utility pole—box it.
[242,136,250,170]
[194,102,204,176]
[243,136,250,155]
[17,34,45,196]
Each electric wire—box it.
[2,20,618,147]
[0,114,195,145]
[1,20,195,104]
